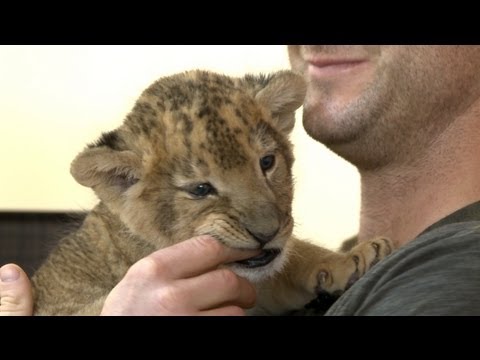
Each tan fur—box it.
[31,70,393,315]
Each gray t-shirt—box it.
[325,201,480,316]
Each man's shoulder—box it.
[419,219,480,243]
[397,220,480,261]
[325,221,480,316]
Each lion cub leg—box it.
[253,237,393,315]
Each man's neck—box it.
[357,110,480,248]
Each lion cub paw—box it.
[343,236,393,288]
[316,237,393,296]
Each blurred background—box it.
[0,45,360,273]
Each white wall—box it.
[0,45,360,249]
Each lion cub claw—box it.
[314,237,393,296]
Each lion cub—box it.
[32,70,392,315]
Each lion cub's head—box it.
[71,70,306,281]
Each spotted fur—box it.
[32,70,392,315]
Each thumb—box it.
[0,264,33,316]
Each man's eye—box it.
[189,183,215,198]
[260,155,275,172]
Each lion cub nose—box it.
[247,228,279,246]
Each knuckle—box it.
[130,257,167,279]
[153,288,181,314]
[155,286,179,307]
[217,269,240,289]
[195,236,224,257]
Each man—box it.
[2,45,480,315]
[288,45,480,315]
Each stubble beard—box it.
[301,67,402,171]
[299,46,480,172]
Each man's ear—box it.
[70,145,141,193]
[247,71,306,135]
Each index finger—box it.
[148,235,261,279]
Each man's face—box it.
[288,45,480,169]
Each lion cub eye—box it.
[189,183,216,198]
[260,155,275,173]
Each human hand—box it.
[101,235,260,316]
[0,236,259,316]
[0,263,33,316]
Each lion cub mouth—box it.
[236,249,281,268]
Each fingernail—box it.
[0,265,20,282]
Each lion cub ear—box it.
[254,71,306,135]
[70,131,141,194]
